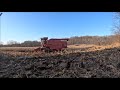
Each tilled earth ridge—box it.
[1,47,120,78]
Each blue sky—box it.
[1,12,114,44]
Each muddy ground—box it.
[1,47,120,78]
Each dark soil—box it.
[0,47,120,78]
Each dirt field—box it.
[1,44,120,78]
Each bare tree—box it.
[112,12,120,43]
[0,41,3,47]
[113,12,120,34]
[0,41,3,45]
[20,40,40,47]
[7,40,19,45]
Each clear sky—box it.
[1,12,114,44]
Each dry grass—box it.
[1,43,120,57]
[67,43,120,52]
[0,47,37,52]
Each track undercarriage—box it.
[34,47,66,53]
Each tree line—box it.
[0,40,40,47]
[0,35,120,47]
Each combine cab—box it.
[34,37,69,52]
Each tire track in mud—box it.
[1,47,120,78]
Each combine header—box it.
[34,37,69,52]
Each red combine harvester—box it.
[34,37,69,52]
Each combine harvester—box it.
[34,37,69,52]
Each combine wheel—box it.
[44,47,51,53]
[52,49,58,53]
[61,49,67,53]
